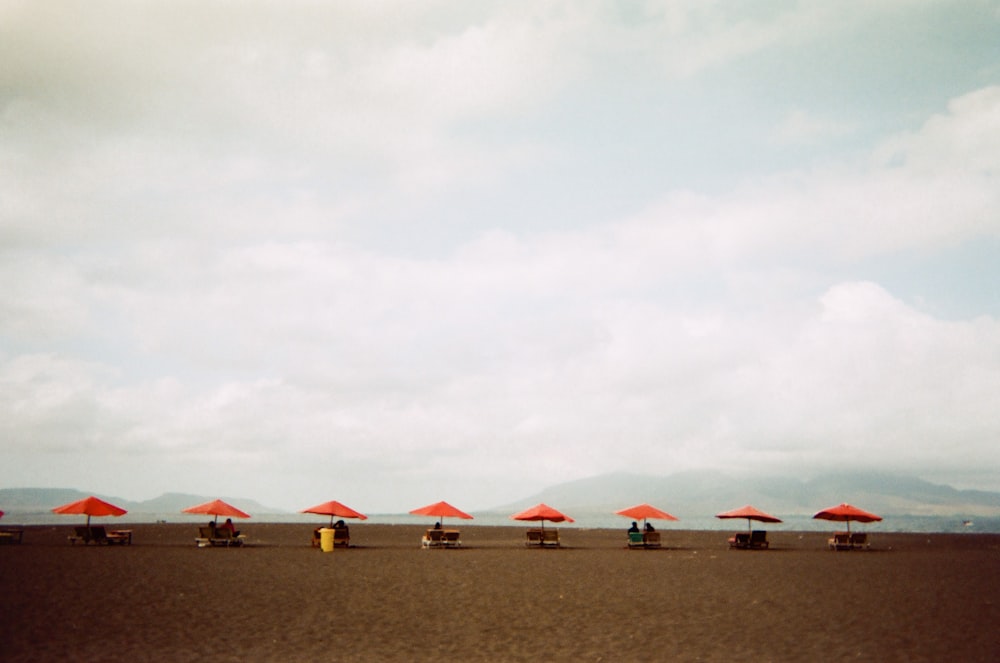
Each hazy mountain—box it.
[487,471,1000,518]
[3,472,998,520]
[0,487,132,510]
[0,487,285,515]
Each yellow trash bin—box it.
[319,528,335,553]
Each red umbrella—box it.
[301,500,368,527]
[615,503,679,529]
[52,496,128,528]
[813,503,882,532]
[510,503,574,529]
[182,499,251,525]
[409,501,474,528]
[715,505,782,535]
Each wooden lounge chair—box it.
[525,528,544,546]
[195,525,245,547]
[422,529,445,548]
[69,525,92,545]
[106,529,132,545]
[211,529,245,547]
[441,530,461,547]
[627,531,645,548]
[828,532,852,550]
[0,528,24,544]
[89,526,110,544]
[196,525,215,547]
[541,529,561,547]
[333,527,350,548]
[728,532,750,549]
[643,531,662,549]
[748,530,770,549]
[849,532,870,550]
[86,526,129,545]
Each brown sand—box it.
[1,524,998,662]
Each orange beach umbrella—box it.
[615,503,679,528]
[813,503,882,532]
[182,499,251,525]
[52,495,128,528]
[409,501,474,528]
[301,500,368,527]
[510,503,574,529]
[715,505,782,534]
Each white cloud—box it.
[3,3,1000,509]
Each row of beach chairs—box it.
[828,532,870,550]
[68,525,132,545]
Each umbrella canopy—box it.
[182,499,251,524]
[813,503,882,532]
[716,505,782,534]
[510,503,574,529]
[301,500,368,527]
[409,501,474,527]
[52,495,128,528]
[615,503,679,527]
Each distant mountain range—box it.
[0,488,279,516]
[3,472,999,520]
[486,471,1000,518]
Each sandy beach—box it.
[2,524,998,662]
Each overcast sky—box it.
[2,1,999,513]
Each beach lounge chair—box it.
[728,532,750,549]
[748,530,770,549]
[211,528,245,547]
[88,526,130,545]
[541,529,561,547]
[0,528,24,544]
[442,530,461,547]
[643,531,662,549]
[828,532,852,550]
[333,527,350,548]
[196,525,245,547]
[89,526,113,545]
[196,525,215,547]
[106,528,132,545]
[69,525,92,545]
[627,531,645,548]
[849,532,870,550]
[422,529,445,548]
[525,528,544,546]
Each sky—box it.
[2,1,999,513]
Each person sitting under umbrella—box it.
[644,522,656,532]
[628,521,640,534]
[218,518,240,537]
